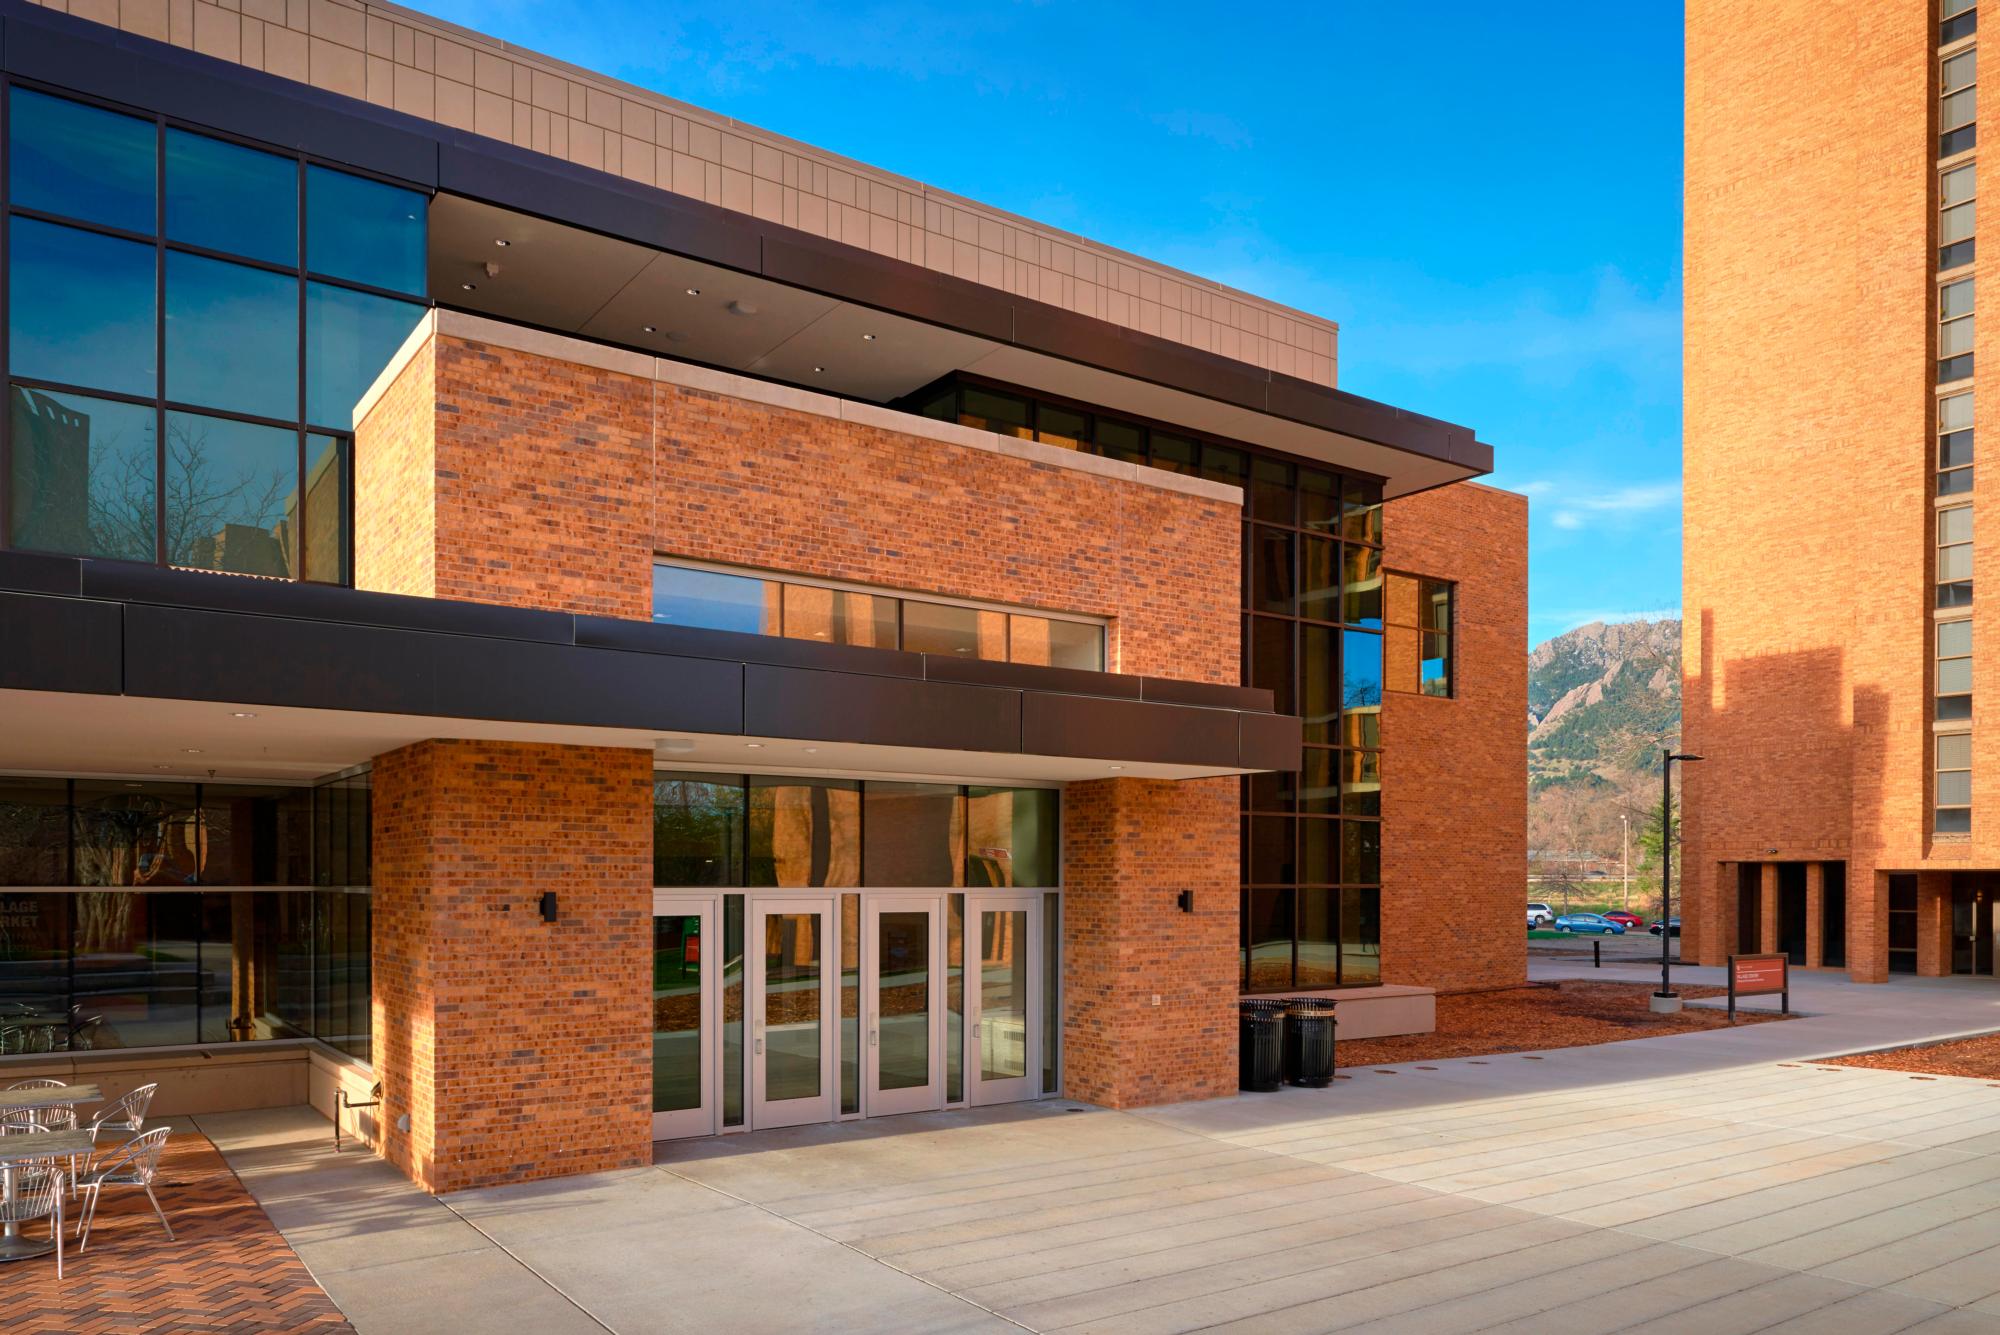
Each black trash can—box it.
[1238,999,1285,1092]
[1283,998,1338,1088]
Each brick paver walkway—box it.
[0,1128,351,1335]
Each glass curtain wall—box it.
[1,84,430,581]
[900,376,1386,991]
[0,770,371,1059]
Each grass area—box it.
[1335,980,1790,1066]
[1813,1032,2000,1081]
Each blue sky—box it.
[420,0,1685,648]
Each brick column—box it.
[1060,776,1236,1109]
[1691,861,1728,965]
[1916,871,1954,977]
[1804,863,1825,967]
[372,738,654,1193]
[1758,863,1780,955]
[1849,864,1888,984]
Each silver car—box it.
[1527,902,1555,928]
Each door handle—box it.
[869,1026,878,1047]
[756,1037,764,1055]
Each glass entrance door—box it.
[750,899,836,1129]
[864,898,941,1116]
[651,897,715,1140]
[966,895,1039,1105]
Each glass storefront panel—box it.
[762,910,823,1101]
[303,434,349,585]
[1341,887,1381,985]
[8,89,156,233]
[10,217,156,397]
[8,386,157,563]
[723,894,745,1127]
[748,778,860,887]
[966,787,1058,888]
[165,412,299,577]
[840,893,859,1115]
[0,893,68,1052]
[862,783,964,888]
[1042,891,1059,1096]
[653,775,745,887]
[1296,888,1340,989]
[977,909,1030,1080]
[876,908,931,1091]
[1244,888,1293,993]
[653,912,703,1115]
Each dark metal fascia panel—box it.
[1238,709,1304,772]
[1139,676,1274,711]
[438,133,761,272]
[0,3,438,185]
[920,653,1144,700]
[743,663,1020,753]
[0,549,84,596]
[81,563,576,645]
[575,614,924,679]
[1021,693,1240,768]
[121,604,743,733]
[759,230,1015,343]
[0,590,121,695]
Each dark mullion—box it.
[1,75,11,556]
[296,157,308,582]
[302,268,430,306]
[153,117,167,567]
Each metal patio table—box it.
[0,1083,101,1262]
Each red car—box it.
[1601,910,1645,930]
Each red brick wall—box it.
[371,739,653,1194]
[1682,0,1935,981]
[354,334,437,599]
[1380,482,1529,991]
[1062,776,1238,1107]
[357,331,1242,680]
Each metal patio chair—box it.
[75,1127,170,1253]
[1,1079,74,1134]
[84,1083,156,1146]
[0,1133,66,1279]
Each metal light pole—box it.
[1621,814,1630,911]
[1660,749,1704,1000]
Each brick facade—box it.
[371,739,653,1193]
[1683,0,1985,982]
[357,329,1243,680]
[1379,482,1530,991]
[1061,776,1239,1107]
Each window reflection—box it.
[967,787,1058,888]
[748,778,860,887]
[305,283,426,429]
[652,774,744,886]
[9,218,156,397]
[8,387,157,562]
[166,128,297,267]
[651,566,779,634]
[305,166,427,295]
[8,89,155,233]
[902,601,1006,659]
[168,251,299,421]
[862,783,964,888]
[166,412,299,578]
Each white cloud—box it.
[1516,479,1681,532]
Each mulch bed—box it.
[1814,1031,2000,1081]
[1335,980,1791,1066]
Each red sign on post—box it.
[1728,952,1789,1021]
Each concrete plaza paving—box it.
[198,961,2000,1334]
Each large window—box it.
[2,86,430,583]
[1944,46,1978,158]
[1943,163,1977,272]
[1938,732,1973,834]
[1941,505,1975,607]
[1940,617,1974,722]
[1941,277,1976,385]
[902,375,1389,993]
[1946,0,1978,45]
[1386,574,1454,697]
[0,770,370,1059]
[1942,391,1976,496]
[651,562,1107,672]
[653,774,1057,889]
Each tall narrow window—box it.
[1384,574,1455,697]
[1940,617,1974,721]
[1941,277,1976,383]
[1946,0,1979,45]
[1943,163,1978,271]
[1937,732,1973,834]
[1940,505,1975,607]
[1944,46,1978,157]
[1942,391,1976,495]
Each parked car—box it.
[1527,902,1555,928]
[1649,917,1682,937]
[1553,913,1625,935]
[1601,910,1645,930]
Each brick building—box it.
[1684,0,1999,982]
[0,0,1524,1191]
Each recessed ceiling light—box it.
[460,282,476,291]
[745,742,764,749]
[642,325,658,333]
[812,366,825,373]
[1109,765,1124,771]
[231,711,257,719]
[861,333,877,341]
[153,764,173,771]
[803,747,819,755]
[685,287,701,296]
[657,738,696,754]
[124,782,141,789]
[494,238,511,247]
[183,748,203,755]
